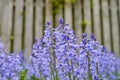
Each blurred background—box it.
[0,0,120,58]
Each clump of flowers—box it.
[0,18,120,80]
[0,41,24,80]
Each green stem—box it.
[87,53,92,80]
[96,62,98,75]
[50,62,53,80]
[68,72,72,80]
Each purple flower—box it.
[0,18,120,80]
[58,18,64,24]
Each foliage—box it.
[50,0,76,14]
[81,20,88,27]
[19,69,27,80]
[10,36,14,40]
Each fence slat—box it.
[118,0,120,54]
[56,8,63,19]
[1,0,13,52]
[35,0,43,39]
[64,2,72,28]
[119,0,120,11]
[55,7,63,26]
[0,0,120,56]
[74,0,82,40]
[84,0,91,35]
[93,0,101,43]
[25,0,33,60]
[102,0,111,51]
[14,0,23,53]
[111,0,119,55]
[0,0,1,36]
[45,0,53,26]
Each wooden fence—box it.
[0,0,120,59]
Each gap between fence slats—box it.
[90,0,94,33]
[32,0,36,43]
[21,0,25,50]
[107,0,114,52]
[99,0,104,45]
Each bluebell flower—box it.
[58,18,64,24]
[0,18,120,80]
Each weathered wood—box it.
[119,0,120,54]
[1,0,13,52]
[102,0,111,51]
[74,0,82,41]
[45,0,53,26]
[55,7,63,27]
[14,0,23,53]
[64,2,72,28]
[119,0,120,12]
[84,0,91,36]
[25,0,33,60]
[0,0,120,56]
[0,0,2,36]
[35,0,43,39]
[93,0,101,43]
[111,0,119,55]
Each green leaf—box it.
[90,0,94,8]
[10,36,14,40]
[19,69,27,80]
[81,20,88,27]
